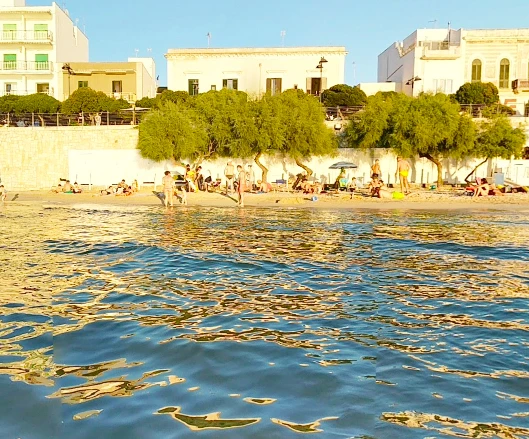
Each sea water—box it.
[0,204,528,439]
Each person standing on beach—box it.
[237,165,246,207]
[0,184,6,202]
[397,157,411,194]
[371,159,381,178]
[162,171,174,207]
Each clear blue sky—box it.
[31,0,529,86]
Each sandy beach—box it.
[4,187,529,212]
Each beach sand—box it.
[4,187,529,212]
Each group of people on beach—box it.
[367,157,411,198]
[52,180,83,194]
[100,179,139,196]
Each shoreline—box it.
[3,189,529,212]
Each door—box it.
[37,83,49,94]
[34,24,48,40]
[3,24,16,41]
[3,54,16,70]
[35,54,49,70]
[311,77,322,96]
[112,80,122,98]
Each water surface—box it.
[0,204,528,438]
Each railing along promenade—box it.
[0,111,145,127]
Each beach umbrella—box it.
[329,161,358,169]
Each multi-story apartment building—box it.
[378,27,529,113]
[0,0,88,100]
[61,58,157,103]
[165,47,347,97]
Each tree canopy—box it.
[321,84,367,107]
[454,82,499,105]
[138,88,338,181]
[62,88,130,114]
[346,92,475,186]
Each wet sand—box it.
[4,188,529,212]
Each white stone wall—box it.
[1,126,528,191]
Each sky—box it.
[30,0,529,86]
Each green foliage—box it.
[321,84,367,107]
[138,101,207,162]
[454,82,499,105]
[474,115,526,160]
[0,95,20,113]
[159,90,189,104]
[61,87,130,114]
[14,93,61,113]
[135,97,157,108]
[346,92,475,186]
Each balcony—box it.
[0,89,54,97]
[512,79,529,93]
[0,30,53,43]
[0,61,53,73]
[108,92,137,103]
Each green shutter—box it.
[4,54,16,70]
[35,54,48,70]
[34,24,48,40]
[266,78,271,93]
[233,79,238,90]
[3,24,16,40]
[222,79,227,89]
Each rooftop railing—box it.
[0,111,145,127]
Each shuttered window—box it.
[188,79,199,95]
[34,24,48,40]
[266,78,282,95]
[3,24,16,40]
[222,79,238,90]
[3,54,16,70]
[35,54,48,70]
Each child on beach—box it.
[179,186,187,205]
[0,185,6,202]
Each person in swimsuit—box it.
[371,159,381,178]
[162,171,174,207]
[237,165,246,207]
[0,185,6,202]
[397,157,411,194]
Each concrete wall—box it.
[1,125,528,191]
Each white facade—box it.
[128,57,157,99]
[358,82,396,96]
[165,47,347,97]
[0,0,88,100]
[378,28,529,114]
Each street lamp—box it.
[62,63,75,97]
[405,76,421,95]
[316,57,328,103]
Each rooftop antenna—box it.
[352,61,356,82]
[428,19,438,28]
[134,48,139,57]
[280,30,286,47]
[206,32,211,48]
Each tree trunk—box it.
[295,158,313,177]
[421,153,443,188]
[464,157,489,184]
[255,152,269,183]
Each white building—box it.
[0,0,88,100]
[378,28,529,114]
[165,47,347,97]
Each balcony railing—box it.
[0,30,53,43]
[421,46,461,60]
[0,61,53,72]
[107,92,137,102]
[0,89,54,97]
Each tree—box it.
[454,82,499,105]
[346,92,475,187]
[0,95,20,113]
[465,115,526,182]
[135,97,157,108]
[277,89,338,176]
[13,94,61,114]
[138,101,207,163]
[321,84,367,107]
[159,90,189,105]
[61,88,130,114]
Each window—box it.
[78,81,88,88]
[35,54,48,70]
[309,77,322,95]
[222,79,238,90]
[211,85,216,91]
[3,24,16,40]
[112,81,123,98]
[499,58,510,89]
[266,78,282,95]
[5,83,17,95]
[36,83,49,94]
[188,79,199,95]
[471,59,482,82]
[431,79,453,94]
[34,24,48,40]
[3,54,16,70]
